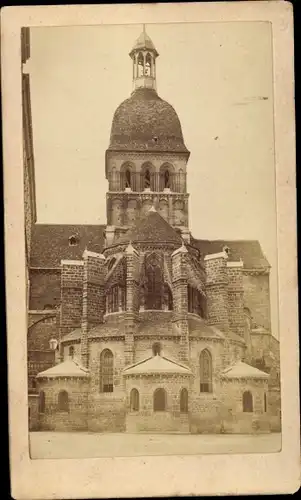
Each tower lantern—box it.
[129,24,159,92]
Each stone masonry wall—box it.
[24,148,32,265]
[60,261,84,339]
[172,247,189,362]
[63,341,81,361]
[28,394,39,431]
[124,245,140,365]
[81,251,106,367]
[125,374,190,433]
[205,253,229,332]
[134,337,181,363]
[37,377,89,431]
[243,272,271,330]
[227,263,245,338]
[219,378,270,433]
[88,338,126,431]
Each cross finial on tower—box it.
[143,23,146,35]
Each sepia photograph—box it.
[23,20,282,459]
[2,2,298,498]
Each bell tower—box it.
[129,24,159,92]
[105,27,191,247]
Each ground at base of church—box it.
[30,431,281,459]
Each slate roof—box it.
[36,359,89,378]
[188,316,225,339]
[124,354,192,375]
[61,328,81,342]
[187,316,244,344]
[221,361,269,379]
[108,88,189,153]
[30,222,269,270]
[193,238,270,269]
[130,31,159,57]
[30,224,105,267]
[61,312,245,345]
[116,208,183,246]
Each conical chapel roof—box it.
[116,208,183,246]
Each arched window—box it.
[152,342,162,356]
[130,388,139,411]
[145,53,152,76]
[141,163,154,190]
[188,286,205,317]
[164,170,170,188]
[159,165,174,191]
[144,169,151,188]
[180,388,188,413]
[137,52,144,77]
[200,349,213,393]
[100,349,114,393]
[38,391,45,414]
[107,285,119,313]
[145,257,163,310]
[264,393,267,413]
[153,388,166,411]
[163,284,173,311]
[69,346,74,359]
[242,391,253,412]
[58,390,69,412]
[125,169,131,188]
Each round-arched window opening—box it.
[164,170,170,188]
[144,169,151,188]
[137,52,144,77]
[153,388,166,412]
[152,342,162,356]
[125,169,132,188]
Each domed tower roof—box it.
[108,88,189,153]
[107,27,189,154]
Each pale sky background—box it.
[27,22,278,338]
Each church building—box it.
[27,28,281,434]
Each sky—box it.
[27,22,278,337]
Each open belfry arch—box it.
[26,26,281,434]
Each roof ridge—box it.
[125,356,153,370]
[162,356,189,370]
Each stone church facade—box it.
[27,29,281,434]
